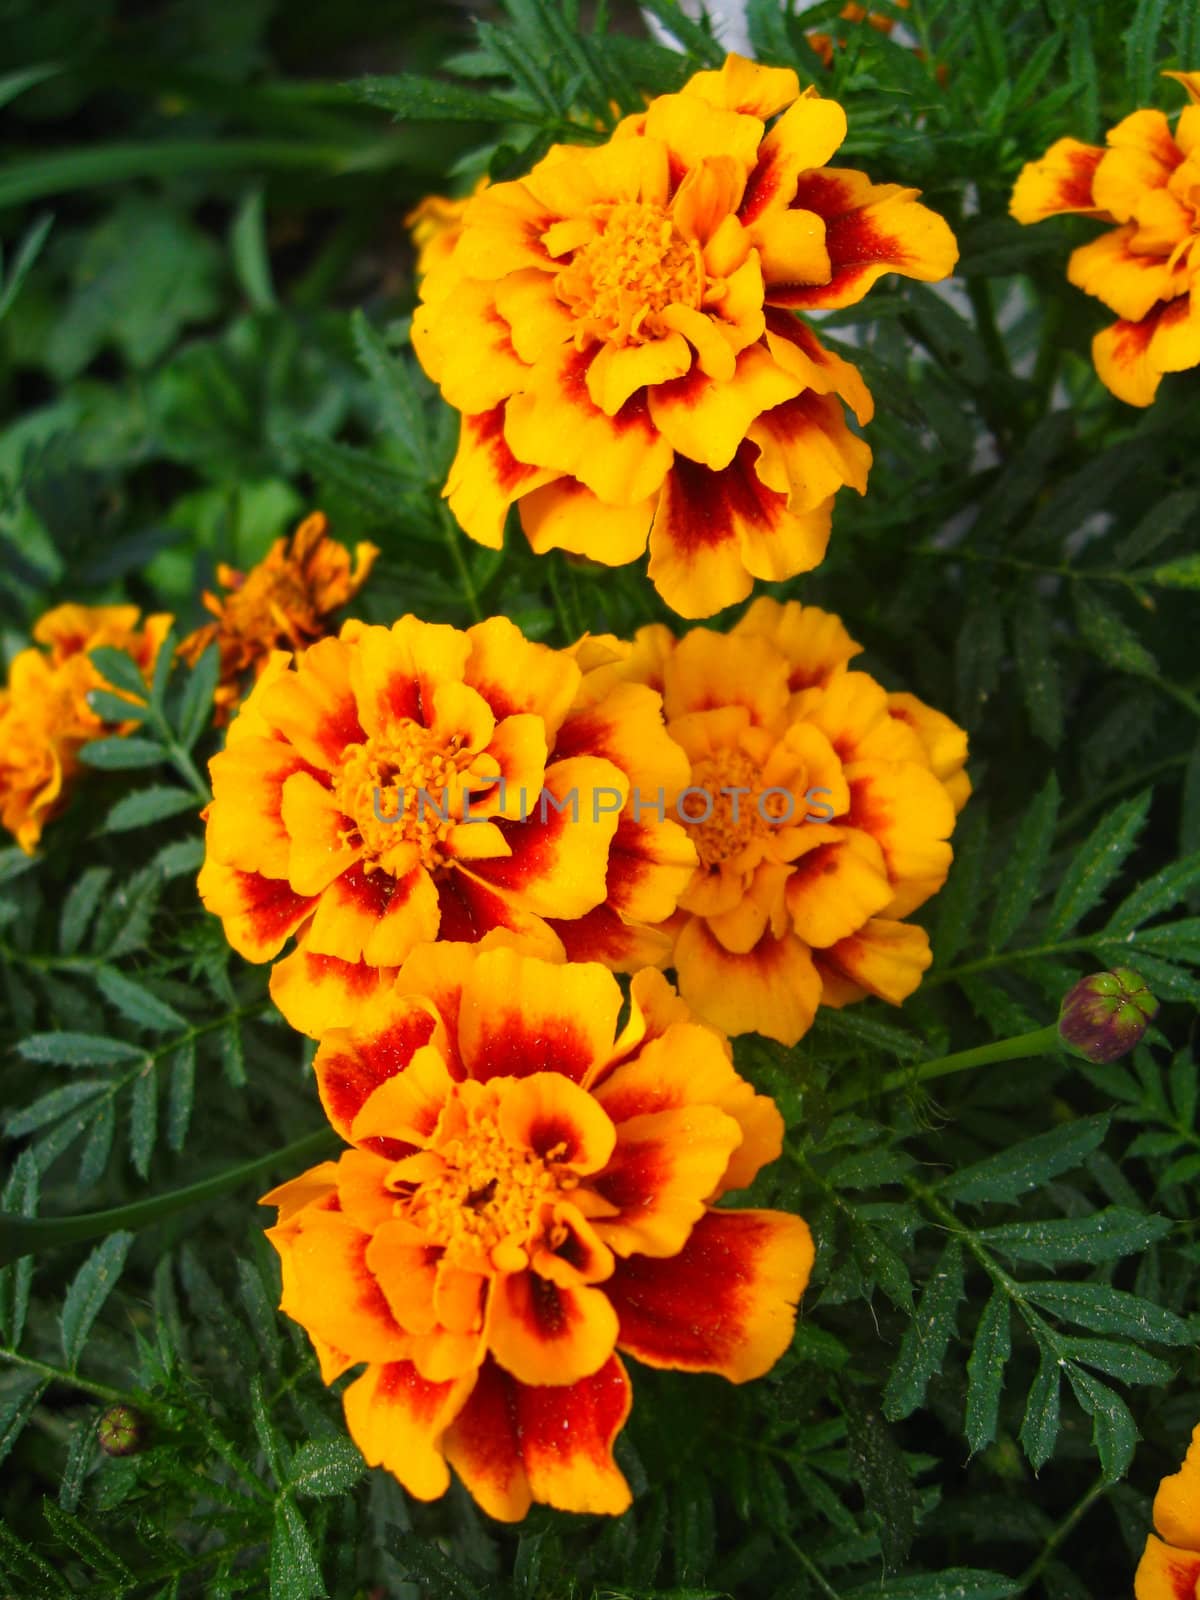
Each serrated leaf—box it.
[5,1080,107,1138]
[78,736,167,771]
[1074,589,1157,678]
[1061,1335,1174,1386]
[94,966,187,1032]
[1019,1354,1060,1470]
[0,1150,38,1346]
[61,1232,134,1368]
[978,1206,1171,1266]
[986,773,1059,951]
[1150,554,1200,589]
[129,1065,158,1179]
[941,1115,1110,1205]
[1045,791,1151,938]
[1124,0,1171,102]
[1023,1281,1190,1345]
[934,800,989,967]
[883,1240,964,1420]
[104,785,199,833]
[353,71,546,122]
[1012,592,1062,747]
[1065,1366,1138,1479]
[0,1378,46,1469]
[42,1501,135,1583]
[58,1417,98,1512]
[1107,853,1200,933]
[167,1038,195,1153]
[87,646,147,700]
[843,1572,1019,1600]
[845,1400,916,1574]
[58,867,112,955]
[17,1032,145,1067]
[351,308,429,466]
[288,1436,365,1498]
[965,1291,1011,1454]
[270,1497,324,1600]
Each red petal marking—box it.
[338,860,401,918]
[847,771,892,833]
[444,1356,524,1494]
[1161,1551,1200,1600]
[435,866,537,942]
[476,794,572,894]
[740,142,789,226]
[1056,145,1104,209]
[505,1270,573,1341]
[468,1009,596,1084]
[317,1008,437,1143]
[549,905,637,964]
[592,1132,672,1216]
[516,1351,629,1464]
[235,870,317,946]
[650,364,712,414]
[467,403,545,500]
[607,1209,775,1367]
[790,170,859,221]
[787,841,843,886]
[310,691,367,770]
[1103,308,1160,365]
[528,1114,587,1163]
[664,443,788,555]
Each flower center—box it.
[403,1093,573,1267]
[684,749,787,869]
[334,726,466,872]
[554,201,704,346]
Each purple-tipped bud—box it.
[98,1403,146,1457]
[1058,969,1158,1064]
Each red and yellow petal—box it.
[458,945,622,1086]
[1152,1424,1200,1550]
[487,1269,619,1385]
[518,477,655,566]
[844,758,956,897]
[342,1360,476,1502]
[497,1071,617,1175]
[747,390,872,513]
[1067,225,1182,322]
[548,903,674,972]
[1133,1535,1200,1600]
[591,1103,744,1258]
[465,615,581,737]
[303,862,440,967]
[197,858,316,963]
[206,736,320,877]
[446,406,558,551]
[268,1209,411,1363]
[683,54,800,120]
[817,915,931,1005]
[732,596,862,690]
[786,829,895,948]
[442,1354,632,1520]
[253,636,364,773]
[269,941,395,1037]
[585,334,693,416]
[673,917,822,1044]
[608,1207,813,1380]
[762,310,874,426]
[647,345,802,472]
[280,771,360,896]
[739,92,849,225]
[1009,138,1108,223]
[312,996,447,1135]
[259,1160,339,1222]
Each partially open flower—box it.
[586,597,968,1044]
[198,614,694,1036]
[1134,1422,1200,1599]
[262,944,812,1520]
[413,52,958,618]
[1058,968,1158,1063]
[0,604,173,853]
[178,512,377,723]
[1010,71,1200,406]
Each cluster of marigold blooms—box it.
[3,52,1197,1540]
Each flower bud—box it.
[1058,969,1158,1063]
[98,1403,146,1457]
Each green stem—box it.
[0,1349,131,1406]
[0,1126,337,1266]
[438,502,483,624]
[830,1025,1062,1111]
[1014,1474,1110,1595]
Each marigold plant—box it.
[1010,70,1200,406]
[198,612,694,1036]
[1134,1422,1200,1599]
[262,944,812,1520]
[177,511,377,722]
[0,604,173,852]
[580,597,968,1043]
[412,51,957,617]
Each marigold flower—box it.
[1010,71,1200,406]
[177,512,377,723]
[412,52,958,618]
[586,597,968,1044]
[261,944,812,1520]
[198,613,695,1036]
[406,177,490,279]
[0,604,173,853]
[1134,1422,1200,1599]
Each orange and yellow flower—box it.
[198,613,695,1037]
[1134,1421,1200,1599]
[581,597,968,1044]
[177,512,378,722]
[262,944,812,1520]
[412,52,958,618]
[1010,71,1200,406]
[0,604,173,853]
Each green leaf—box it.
[167,1038,196,1153]
[85,688,150,724]
[60,1232,134,1368]
[845,1400,917,1574]
[353,71,547,122]
[636,0,726,63]
[104,785,199,833]
[1062,1335,1173,1386]
[129,1065,158,1179]
[17,1032,145,1067]
[0,1520,69,1597]
[94,966,187,1032]
[1023,1281,1191,1345]
[934,800,989,967]
[1045,791,1151,938]
[288,432,434,532]
[1065,1366,1138,1479]
[41,1502,135,1584]
[1106,852,1200,933]
[1019,1353,1060,1470]
[177,643,221,752]
[986,774,1059,951]
[0,1378,47,1470]
[1074,589,1156,678]
[351,309,429,466]
[230,188,276,313]
[1012,592,1062,747]
[0,1151,38,1347]
[978,1207,1171,1266]
[78,736,168,771]
[843,1572,1019,1600]
[1150,554,1200,589]
[86,646,147,700]
[965,1291,1011,1454]
[941,1115,1110,1205]
[5,1081,107,1139]
[58,867,112,955]
[883,1240,964,1420]
[0,213,54,322]
[288,1436,366,1498]
[1124,0,1172,102]
[270,1498,324,1600]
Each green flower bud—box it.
[98,1403,146,1457]
[1058,968,1158,1064]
